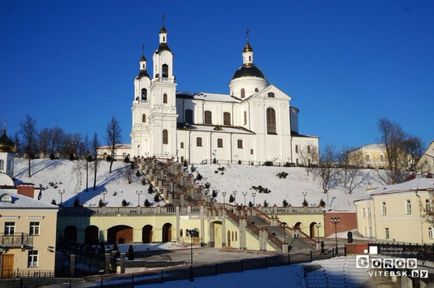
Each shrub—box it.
[135,170,141,177]
[263,161,273,166]
[154,193,161,203]
[49,154,56,160]
[144,199,151,207]
[122,199,129,207]
[229,195,235,203]
[142,178,147,185]
[276,172,288,179]
[282,199,289,207]
[248,201,254,207]
[319,199,326,208]
[263,200,269,207]
[195,173,203,181]
[69,153,75,161]
[51,199,56,205]
[124,155,130,163]
[302,199,308,207]
[98,199,105,207]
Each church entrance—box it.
[162,223,172,242]
[107,225,133,244]
[142,225,153,243]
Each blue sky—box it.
[1,0,433,151]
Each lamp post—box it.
[242,191,247,206]
[136,190,143,207]
[252,192,256,206]
[281,222,287,244]
[302,192,307,204]
[58,189,65,206]
[316,222,321,244]
[102,190,107,205]
[222,191,227,206]
[331,217,340,255]
[186,229,195,281]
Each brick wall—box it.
[324,211,357,237]
[16,184,35,198]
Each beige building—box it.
[417,141,434,174]
[349,144,387,168]
[354,178,434,244]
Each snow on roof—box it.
[177,92,239,103]
[0,191,58,209]
[0,173,14,186]
[98,144,131,149]
[359,144,385,150]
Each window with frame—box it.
[162,64,169,78]
[141,88,147,101]
[204,111,212,124]
[28,250,38,267]
[250,149,253,155]
[405,199,412,215]
[4,222,15,235]
[254,88,258,92]
[223,112,231,126]
[307,145,311,154]
[237,139,243,149]
[163,93,168,104]
[217,138,223,148]
[266,107,277,134]
[241,88,245,98]
[268,92,275,98]
[29,222,40,236]
[295,145,299,154]
[0,159,4,171]
[381,202,387,216]
[243,111,247,125]
[142,114,146,123]
[180,142,184,149]
[426,199,432,212]
[196,137,202,147]
[385,227,390,239]
[162,129,168,145]
[185,109,193,124]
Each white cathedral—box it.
[129,25,319,165]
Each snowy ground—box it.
[13,159,383,211]
[195,164,383,211]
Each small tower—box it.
[0,128,15,177]
[134,47,151,102]
[152,22,174,81]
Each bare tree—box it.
[48,127,65,157]
[38,128,51,158]
[106,116,122,173]
[92,132,100,190]
[20,115,38,177]
[339,147,365,194]
[377,118,419,184]
[299,145,319,177]
[61,133,83,160]
[317,145,339,209]
[82,135,92,192]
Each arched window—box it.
[266,107,277,134]
[223,112,231,126]
[141,88,147,100]
[142,114,146,123]
[162,64,169,78]
[204,110,212,124]
[241,88,245,98]
[255,88,259,92]
[268,92,275,98]
[185,109,193,123]
[163,93,168,104]
[162,129,168,144]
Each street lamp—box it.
[242,191,247,206]
[281,222,287,244]
[136,190,143,207]
[102,190,107,205]
[316,222,321,244]
[302,192,307,202]
[222,191,227,206]
[58,189,65,206]
[252,192,256,206]
[331,217,340,255]
[186,229,196,281]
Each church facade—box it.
[130,26,319,165]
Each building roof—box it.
[156,42,171,54]
[136,69,150,80]
[0,129,15,153]
[232,64,265,80]
[0,191,58,209]
[177,92,240,103]
[177,123,255,134]
[291,131,319,139]
[243,42,253,52]
[358,144,385,150]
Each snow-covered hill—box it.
[194,164,384,211]
[13,159,383,211]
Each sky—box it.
[1,0,433,151]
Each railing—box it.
[59,206,200,216]
[0,233,33,248]
[14,269,55,278]
[258,206,324,214]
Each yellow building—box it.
[349,144,387,168]
[417,141,434,174]
[0,188,58,278]
[354,178,434,243]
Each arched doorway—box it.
[210,221,222,248]
[294,222,302,238]
[142,225,153,243]
[162,223,172,242]
[64,225,77,243]
[84,225,99,245]
[309,222,317,239]
[107,225,133,244]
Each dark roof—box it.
[140,55,147,61]
[156,42,172,54]
[243,42,253,52]
[0,129,14,153]
[291,131,319,138]
[232,64,265,80]
[136,69,150,79]
[160,25,167,33]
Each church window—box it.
[249,56,252,61]
[180,142,184,149]
[237,139,243,149]
[141,88,147,100]
[162,64,169,78]
[217,138,223,148]
[185,109,194,123]
[296,158,299,165]
[163,93,168,104]
[162,129,168,144]
[307,145,311,154]
[204,111,212,124]
[196,137,202,147]
[268,92,275,98]
[255,88,259,92]
[241,89,245,98]
[266,107,277,134]
[223,112,231,126]
[295,145,299,154]
[243,111,247,125]
[250,149,253,155]
[142,114,146,123]
[0,160,4,171]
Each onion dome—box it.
[160,25,167,34]
[156,42,171,54]
[0,129,15,153]
[243,42,253,52]
[136,69,150,79]
[232,65,265,80]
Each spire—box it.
[137,44,149,78]
[243,29,253,52]
[160,14,167,34]
[140,44,146,62]
[242,29,254,66]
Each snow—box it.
[194,164,383,211]
[369,178,434,195]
